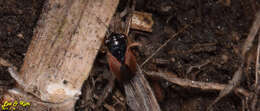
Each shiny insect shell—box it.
[105,32,128,63]
[105,32,137,83]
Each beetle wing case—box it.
[107,46,137,83]
[107,52,122,81]
[124,46,137,73]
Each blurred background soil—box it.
[0,0,259,111]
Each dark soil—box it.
[0,0,259,111]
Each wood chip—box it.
[0,57,13,67]
[131,11,154,32]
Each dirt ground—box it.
[0,0,259,111]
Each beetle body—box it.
[105,33,137,83]
[105,32,164,101]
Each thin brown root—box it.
[186,59,211,74]
[140,25,190,67]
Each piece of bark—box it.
[131,11,154,32]
[1,0,119,110]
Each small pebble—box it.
[171,57,176,62]
[17,33,24,39]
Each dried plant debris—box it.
[208,10,260,110]
[131,11,154,32]
[1,0,260,111]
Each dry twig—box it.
[144,71,251,97]
[255,33,260,88]
[250,31,260,111]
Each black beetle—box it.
[105,32,137,83]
